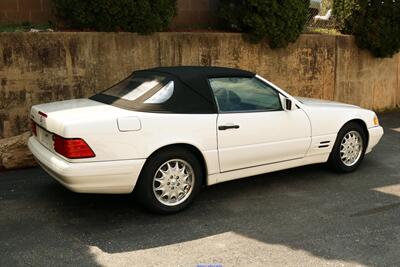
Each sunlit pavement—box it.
[0,111,399,267]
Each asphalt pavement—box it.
[0,111,399,267]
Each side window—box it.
[208,77,282,112]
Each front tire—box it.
[135,147,203,214]
[328,122,367,173]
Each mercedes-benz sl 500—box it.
[28,67,383,213]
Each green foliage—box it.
[336,0,400,58]
[52,0,177,33]
[332,0,359,33]
[219,0,308,48]
[0,22,54,32]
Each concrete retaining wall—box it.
[0,32,399,169]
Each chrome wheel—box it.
[340,130,363,167]
[152,159,195,206]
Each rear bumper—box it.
[28,137,146,194]
[366,126,384,154]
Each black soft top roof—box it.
[91,66,255,114]
[149,66,255,78]
[140,66,255,108]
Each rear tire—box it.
[328,122,367,173]
[135,147,203,214]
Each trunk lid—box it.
[30,99,136,161]
[30,99,130,136]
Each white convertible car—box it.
[28,66,383,213]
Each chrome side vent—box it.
[318,141,330,148]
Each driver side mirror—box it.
[279,94,295,111]
[282,97,293,111]
[285,98,292,111]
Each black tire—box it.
[328,122,367,173]
[135,147,203,214]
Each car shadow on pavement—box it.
[1,111,399,266]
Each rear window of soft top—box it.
[102,74,168,102]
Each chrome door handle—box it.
[218,125,240,130]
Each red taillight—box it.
[30,120,37,136]
[53,135,95,159]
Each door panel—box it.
[217,109,311,172]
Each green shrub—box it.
[52,0,177,33]
[332,0,359,33]
[219,0,308,48]
[341,0,400,58]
